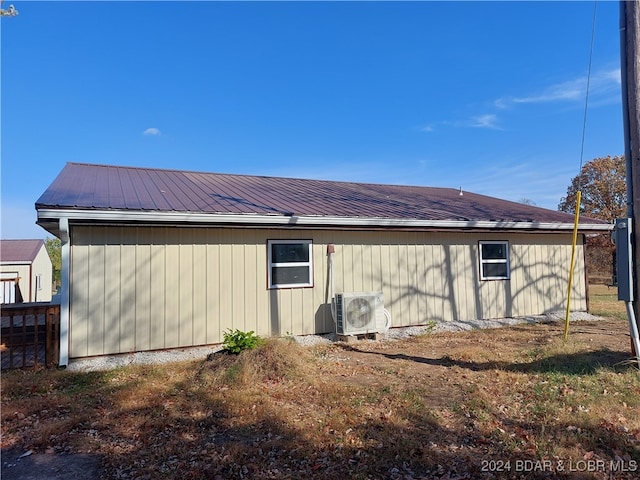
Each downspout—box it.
[619,1,640,364]
[59,218,70,367]
[29,262,34,302]
[327,244,337,324]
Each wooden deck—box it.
[1,303,60,369]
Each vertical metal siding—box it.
[87,244,105,355]
[119,237,136,353]
[135,240,151,352]
[164,242,180,349]
[218,231,233,338]
[71,232,89,357]
[104,240,121,353]
[150,240,166,350]
[178,230,193,347]
[68,226,587,358]
[204,238,219,344]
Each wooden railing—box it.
[1,302,60,369]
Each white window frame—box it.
[267,239,313,289]
[479,241,510,280]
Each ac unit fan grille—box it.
[345,297,374,329]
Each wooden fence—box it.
[1,303,60,369]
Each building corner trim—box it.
[59,218,70,367]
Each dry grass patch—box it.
[197,337,314,387]
[589,284,628,321]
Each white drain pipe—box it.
[625,303,640,367]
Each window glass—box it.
[271,266,310,286]
[482,243,506,260]
[482,262,508,278]
[271,243,309,263]
[268,240,313,288]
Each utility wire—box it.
[565,0,598,340]
[578,0,598,191]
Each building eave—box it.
[36,208,614,233]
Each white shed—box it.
[0,239,53,303]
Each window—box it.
[0,272,19,304]
[268,240,313,288]
[479,241,510,280]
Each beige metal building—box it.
[36,163,613,365]
[0,239,53,304]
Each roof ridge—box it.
[0,239,44,243]
[0,239,45,262]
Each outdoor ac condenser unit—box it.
[335,291,385,335]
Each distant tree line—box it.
[558,155,626,284]
[45,237,61,292]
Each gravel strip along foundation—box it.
[66,311,602,372]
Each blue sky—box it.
[1,1,625,239]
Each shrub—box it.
[222,329,263,354]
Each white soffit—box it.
[36,208,614,232]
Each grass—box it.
[589,283,628,321]
[2,288,640,479]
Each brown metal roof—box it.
[0,239,45,263]
[36,162,608,226]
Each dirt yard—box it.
[321,317,633,404]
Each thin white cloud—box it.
[143,127,161,136]
[602,68,621,83]
[416,120,456,132]
[455,159,577,210]
[422,68,620,134]
[419,115,501,131]
[495,68,621,108]
[469,114,501,130]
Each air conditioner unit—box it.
[335,291,385,335]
